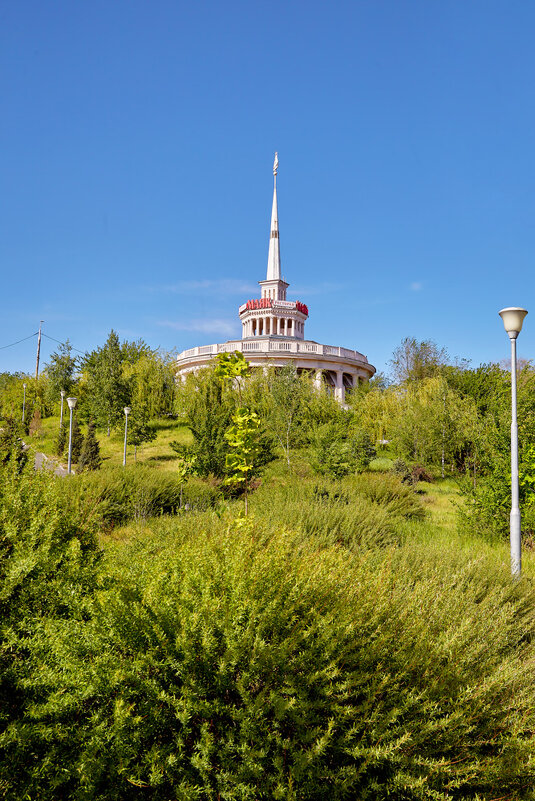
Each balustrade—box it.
[178,339,369,365]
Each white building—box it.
[176,155,375,402]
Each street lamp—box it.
[123,407,131,467]
[66,397,77,475]
[499,307,528,578]
[22,383,27,424]
[60,390,66,428]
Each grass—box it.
[24,417,535,581]
[25,415,192,471]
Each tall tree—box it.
[260,365,311,467]
[124,352,176,420]
[82,330,129,435]
[44,340,78,406]
[389,337,449,384]
[172,368,236,477]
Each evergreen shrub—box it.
[4,527,535,799]
[78,418,102,471]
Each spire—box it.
[266,152,281,281]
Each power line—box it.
[41,333,86,355]
[0,330,86,356]
[0,332,38,350]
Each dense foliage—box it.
[1,461,535,799]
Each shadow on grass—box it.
[146,454,178,463]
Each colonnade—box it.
[243,316,304,338]
[179,362,362,404]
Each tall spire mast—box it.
[266,152,281,281]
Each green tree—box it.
[82,330,129,435]
[127,409,157,461]
[0,417,26,469]
[125,352,176,420]
[391,376,479,474]
[55,423,67,457]
[44,340,78,407]
[309,421,376,478]
[78,418,102,471]
[69,416,84,464]
[224,407,263,514]
[389,337,449,384]
[172,368,235,478]
[260,364,310,467]
[350,385,402,448]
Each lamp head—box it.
[66,397,77,410]
[124,406,131,416]
[60,390,66,398]
[23,383,26,389]
[499,307,528,339]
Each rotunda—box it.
[176,155,375,402]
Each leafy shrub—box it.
[28,408,42,437]
[459,443,535,540]
[0,461,100,743]
[251,480,397,549]
[3,527,535,799]
[391,457,411,482]
[309,422,376,478]
[67,466,222,525]
[410,464,433,483]
[251,474,425,548]
[349,472,426,520]
[0,417,26,469]
[391,459,433,486]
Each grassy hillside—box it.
[25,414,192,470]
[4,425,535,799]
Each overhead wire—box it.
[41,333,86,355]
[0,331,86,355]
[0,332,38,350]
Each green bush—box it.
[67,466,222,525]
[251,480,406,550]
[309,422,376,478]
[3,526,535,799]
[0,461,100,742]
[0,416,26,469]
[349,472,427,520]
[251,473,425,550]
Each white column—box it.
[313,370,323,391]
[334,371,345,403]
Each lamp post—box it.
[499,307,528,578]
[66,397,77,475]
[22,383,27,424]
[123,407,131,467]
[60,390,66,428]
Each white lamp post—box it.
[499,307,528,578]
[66,397,77,475]
[60,390,66,428]
[22,383,27,424]
[123,407,131,467]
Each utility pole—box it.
[35,320,43,380]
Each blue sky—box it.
[1,0,534,377]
